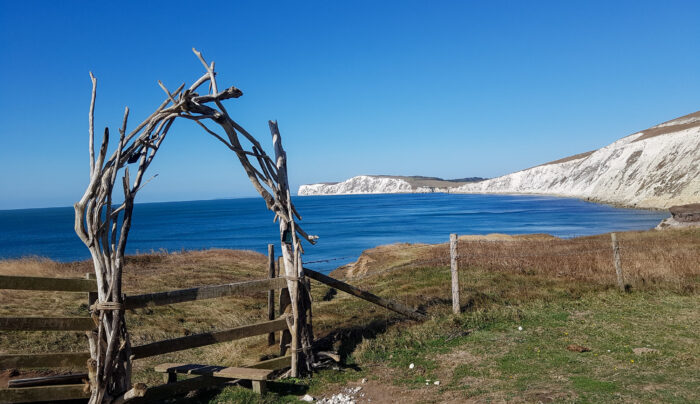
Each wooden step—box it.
[154,363,272,380]
[154,363,273,394]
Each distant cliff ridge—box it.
[298,175,484,196]
[298,110,700,209]
[455,110,700,209]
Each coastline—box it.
[298,189,671,212]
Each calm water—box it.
[0,194,668,273]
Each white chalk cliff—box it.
[298,111,700,209]
[298,175,481,196]
[455,111,700,209]
[298,176,413,196]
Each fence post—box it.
[267,244,276,346]
[450,234,460,314]
[85,273,97,308]
[610,233,625,291]
[278,256,292,356]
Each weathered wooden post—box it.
[270,121,315,377]
[450,234,461,314]
[611,233,625,291]
[267,244,276,346]
[278,256,292,355]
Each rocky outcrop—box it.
[656,203,700,229]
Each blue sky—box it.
[1,0,699,209]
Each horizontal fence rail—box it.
[0,352,90,369]
[247,355,292,370]
[0,384,90,404]
[124,277,288,309]
[0,275,96,292]
[0,317,94,331]
[8,373,88,388]
[131,316,290,359]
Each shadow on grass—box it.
[165,379,309,404]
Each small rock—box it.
[361,378,367,384]
[518,326,523,331]
[301,394,314,402]
[633,347,660,355]
[434,380,440,385]
[409,363,415,369]
[567,344,591,352]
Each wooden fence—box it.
[0,252,291,403]
[0,273,95,403]
[447,232,633,313]
[1,245,426,403]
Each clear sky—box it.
[1,0,699,209]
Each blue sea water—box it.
[0,194,668,273]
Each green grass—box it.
[2,229,698,402]
[314,290,700,403]
[206,289,698,402]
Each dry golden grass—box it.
[334,229,700,293]
[1,228,698,391]
[0,249,280,386]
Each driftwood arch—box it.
[74,49,316,403]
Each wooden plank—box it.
[154,363,272,380]
[0,317,94,331]
[247,355,291,370]
[304,268,426,321]
[131,317,290,359]
[278,287,291,356]
[0,352,89,368]
[127,376,228,404]
[124,277,288,309]
[8,373,87,388]
[0,384,89,403]
[267,244,276,346]
[0,275,96,292]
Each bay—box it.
[0,194,669,273]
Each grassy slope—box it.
[0,229,698,402]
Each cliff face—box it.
[298,175,481,196]
[299,175,414,195]
[455,111,700,209]
[298,111,700,209]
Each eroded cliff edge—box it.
[298,110,700,209]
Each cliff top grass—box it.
[0,228,698,402]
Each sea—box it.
[0,194,669,274]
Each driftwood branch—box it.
[75,49,318,402]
